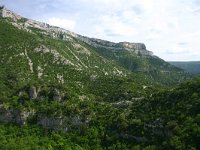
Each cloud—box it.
[94,15,137,37]
[179,42,188,46]
[47,17,76,30]
[165,48,189,54]
[132,5,143,15]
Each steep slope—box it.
[169,61,200,76]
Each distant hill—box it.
[169,61,200,76]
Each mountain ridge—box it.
[0,6,153,57]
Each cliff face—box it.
[0,105,89,131]
[0,7,22,21]
[79,37,153,56]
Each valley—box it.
[0,6,199,149]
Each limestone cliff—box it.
[79,37,153,56]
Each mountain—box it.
[0,6,191,104]
[169,61,200,76]
[0,7,190,84]
[0,6,198,149]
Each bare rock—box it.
[0,7,22,21]
[29,86,40,100]
[0,105,34,126]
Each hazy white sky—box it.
[1,0,200,61]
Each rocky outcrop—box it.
[0,104,89,131]
[118,42,146,50]
[78,37,153,56]
[20,85,64,101]
[112,100,133,108]
[37,116,67,131]
[0,105,34,125]
[37,115,89,131]
[0,7,22,22]
[34,45,75,67]
[29,86,40,100]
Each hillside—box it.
[169,61,200,76]
[0,6,198,149]
[0,75,199,149]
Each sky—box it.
[1,0,200,61]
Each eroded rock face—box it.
[118,42,146,50]
[0,7,22,22]
[37,115,89,131]
[0,104,90,131]
[37,116,66,131]
[16,111,34,125]
[28,86,64,101]
[0,107,13,123]
[78,37,153,56]
[34,45,50,53]
[29,86,40,100]
[0,105,34,126]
